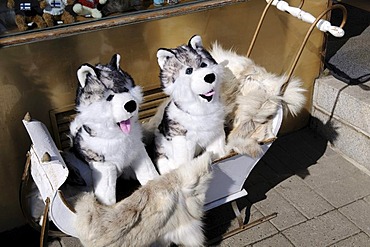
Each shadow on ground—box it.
[204,117,338,245]
[0,224,40,247]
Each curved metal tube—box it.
[246,0,274,57]
[247,0,305,57]
[281,4,347,94]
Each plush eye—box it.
[200,62,207,68]
[185,68,193,75]
[106,94,114,101]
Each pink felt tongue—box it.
[204,90,215,96]
[119,119,131,134]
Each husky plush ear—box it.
[109,54,121,70]
[77,64,97,88]
[189,35,203,50]
[157,49,175,70]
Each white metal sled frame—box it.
[204,105,283,211]
[19,1,347,245]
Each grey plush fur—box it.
[101,0,144,16]
[74,152,213,247]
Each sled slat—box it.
[140,98,167,112]
[143,90,167,102]
[58,123,71,133]
[140,108,161,121]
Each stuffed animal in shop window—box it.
[72,0,107,19]
[7,0,47,31]
[39,0,75,27]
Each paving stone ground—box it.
[206,127,370,247]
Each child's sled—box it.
[19,0,347,244]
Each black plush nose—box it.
[124,100,137,113]
[204,73,216,84]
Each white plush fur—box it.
[74,152,213,247]
[72,0,107,18]
[210,43,306,157]
[145,35,227,175]
[70,54,159,205]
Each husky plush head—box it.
[74,54,143,135]
[157,35,224,107]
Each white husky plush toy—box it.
[69,54,159,205]
[75,152,213,247]
[145,35,227,174]
[210,43,306,157]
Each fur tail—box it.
[281,77,307,116]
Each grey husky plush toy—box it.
[144,35,227,175]
[69,54,159,205]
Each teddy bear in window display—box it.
[40,0,75,27]
[7,0,47,31]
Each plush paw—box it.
[72,3,83,14]
[91,9,103,19]
[90,162,118,205]
[156,158,174,175]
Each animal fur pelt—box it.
[143,35,227,175]
[74,152,213,247]
[210,43,306,157]
[69,54,159,205]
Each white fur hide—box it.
[210,43,306,157]
[74,152,213,247]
